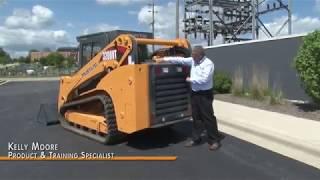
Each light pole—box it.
[176,0,179,38]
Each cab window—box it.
[81,43,92,66]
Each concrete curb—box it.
[214,100,320,169]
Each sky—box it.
[0,0,319,57]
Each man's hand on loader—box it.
[152,56,164,63]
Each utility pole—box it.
[184,1,187,39]
[256,0,259,39]
[148,0,156,51]
[152,0,155,39]
[209,0,213,46]
[251,0,257,40]
[176,0,179,38]
[288,0,292,35]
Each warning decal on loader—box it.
[102,49,117,61]
[101,46,127,62]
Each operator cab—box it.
[77,30,191,67]
[77,30,153,67]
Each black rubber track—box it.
[59,94,125,144]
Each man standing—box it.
[153,46,221,151]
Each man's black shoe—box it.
[208,142,221,151]
[184,139,201,147]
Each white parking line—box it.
[0,77,60,82]
[0,80,9,86]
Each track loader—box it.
[58,31,192,144]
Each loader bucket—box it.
[37,103,60,126]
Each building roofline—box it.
[57,47,78,52]
[76,30,152,40]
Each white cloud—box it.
[260,15,320,39]
[0,27,72,53]
[138,2,182,39]
[82,23,120,35]
[5,50,29,58]
[5,5,53,29]
[97,0,148,6]
[67,22,74,28]
[0,5,74,57]
[292,16,320,33]
[128,10,138,15]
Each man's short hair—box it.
[192,45,205,56]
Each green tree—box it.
[63,57,76,68]
[214,71,232,94]
[29,49,39,52]
[39,52,76,69]
[39,57,49,66]
[13,56,31,64]
[43,52,65,67]
[23,56,31,64]
[294,30,320,103]
[0,48,11,64]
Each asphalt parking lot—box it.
[0,81,320,180]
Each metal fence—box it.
[205,34,307,101]
[0,63,79,77]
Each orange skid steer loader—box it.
[58,31,192,144]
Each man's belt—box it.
[191,89,213,95]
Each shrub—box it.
[294,31,320,104]
[232,67,244,96]
[269,89,284,105]
[249,65,269,101]
[214,71,232,94]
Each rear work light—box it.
[155,66,169,75]
[162,67,169,73]
[176,67,183,72]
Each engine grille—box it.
[150,64,191,125]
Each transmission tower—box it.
[183,0,292,46]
